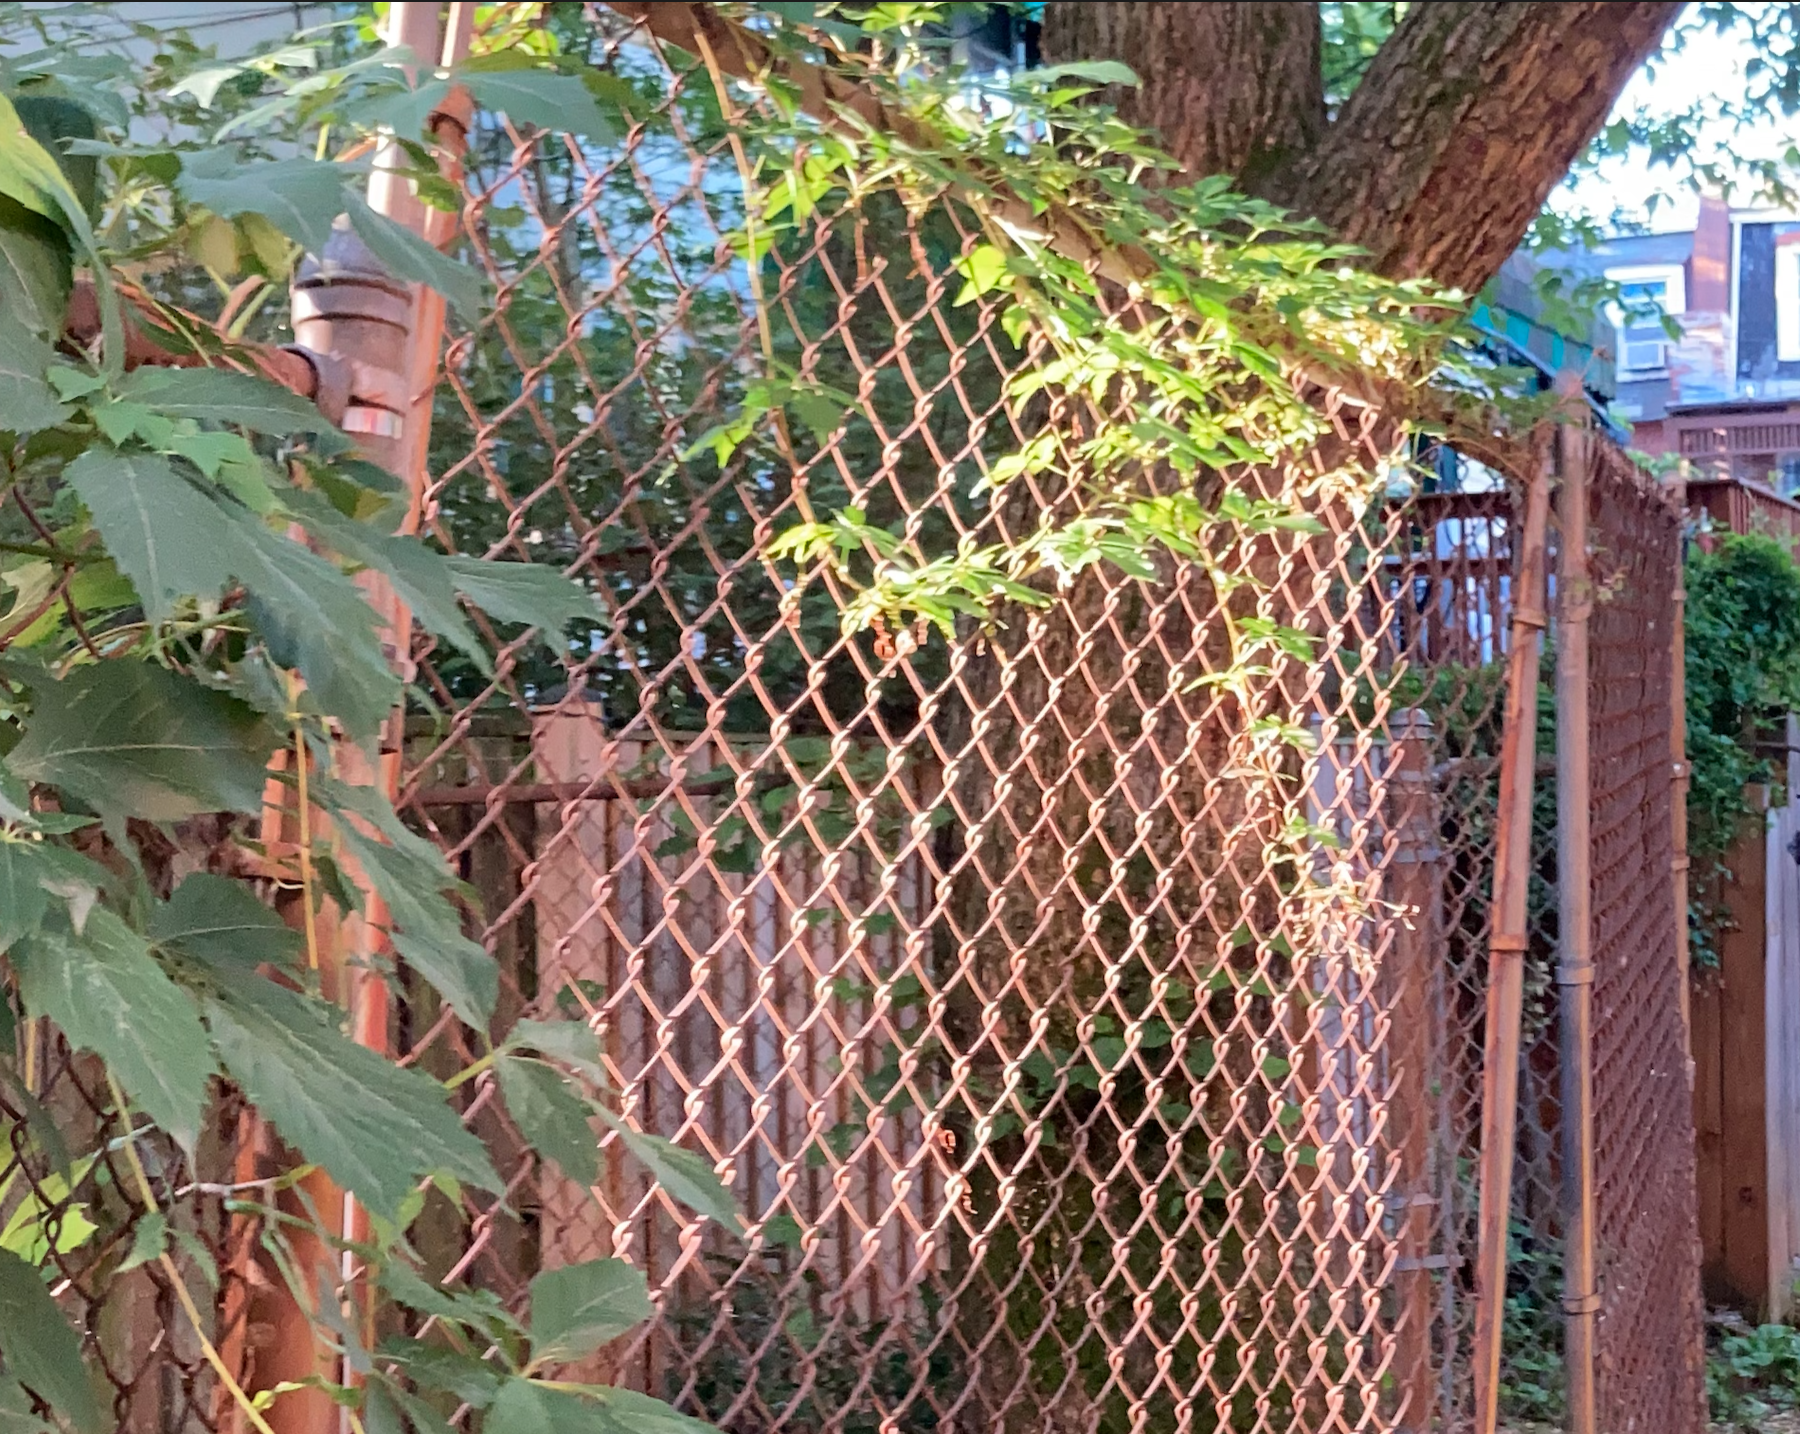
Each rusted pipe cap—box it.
[291,218,412,330]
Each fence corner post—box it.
[1556,416,1599,1434]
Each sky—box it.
[1557,3,1796,233]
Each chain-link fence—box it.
[0,7,1705,1434]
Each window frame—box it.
[1776,238,1800,363]
[1604,261,1686,379]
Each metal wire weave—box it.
[0,11,1705,1434]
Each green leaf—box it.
[322,812,495,1028]
[65,449,238,622]
[0,205,71,338]
[345,194,485,321]
[180,158,347,256]
[286,491,488,673]
[0,1249,101,1434]
[585,1386,718,1434]
[0,1377,57,1434]
[952,243,1009,306]
[380,1262,516,1335]
[150,874,302,974]
[0,840,103,952]
[117,1212,167,1274]
[460,69,617,142]
[115,368,335,436]
[205,978,497,1221]
[13,910,214,1150]
[235,521,400,742]
[0,310,66,432]
[347,78,452,138]
[1030,60,1140,88]
[526,1258,650,1365]
[444,557,602,641]
[505,1019,604,1081]
[0,94,84,230]
[486,1378,582,1434]
[590,1110,737,1227]
[487,1380,716,1434]
[381,1341,503,1410]
[498,1056,598,1187]
[6,663,278,822]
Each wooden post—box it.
[1555,418,1598,1434]
[1470,445,1554,1434]
[1386,708,1442,1432]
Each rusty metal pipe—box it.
[1470,439,1555,1434]
[1556,415,1599,1434]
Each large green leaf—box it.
[150,873,302,974]
[180,157,348,256]
[444,557,603,642]
[0,840,104,952]
[13,910,214,1150]
[345,195,485,321]
[314,776,496,1026]
[206,978,496,1221]
[487,1380,714,1434]
[497,1056,597,1187]
[0,309,66,432]
[0,1249,101,1434]
[347,78,453,138]
[526,1258,650,1365]
[0,93,83,230]
[585,1386,717,1434]
[286,491,488,671]
[504,1019,604,1082]
[335,831,496,1028]
[235,520,399,742]
[116,368,336,436]
[64,449,238,622]
[460,69,617,142]
[6,662,278,821]
[591,1111,738,1228]
[0,201,71,337]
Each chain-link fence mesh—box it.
[1585,449,1706,1430]
[0,9,1705,1434]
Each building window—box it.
[1777,241,1800,363]
[1780,453,1800,498]
[1605,262,1685,378]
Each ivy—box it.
[1684,530,1800,965]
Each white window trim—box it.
[1777,241,1800,363]
[1605,261,1686,378]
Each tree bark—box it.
[1041,1,1682,295]
[1040,2,1323,193]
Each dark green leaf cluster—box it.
[0,17,737,1434]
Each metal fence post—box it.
[1671,460,1693,1043]
[1386,707,1443,1431]
[1471,444,1554,1434]
[241,9,474,1434]
[1556,417,1599,1434]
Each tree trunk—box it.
[1041,0,1682,295]
[1039,2,1323,193]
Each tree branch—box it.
[1288,1,1683,291]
